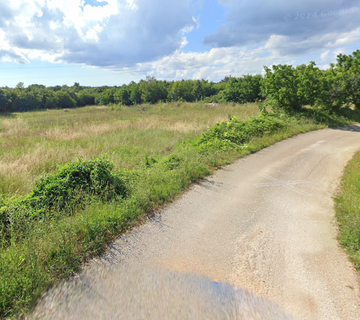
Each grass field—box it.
[336,151,360,271]
[0,102,335,318]
[0,103,260,196]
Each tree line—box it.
[1,50,359,113]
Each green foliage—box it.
[221,75,263,104]
[162,154,183,170]
[140,77,168,104]
[168,80,196,102]
[336,151,360,270]
[114,87,131,106]
[76,90,95,106]
[95,88,116,105]
[144,155,158,167]
[27,157,128,210]
[0,158,129,246]
[2,52,360,114]
[0,102,347,318]
[262,52,360,114]
[197,114,285,151]
[129,83,142,105]
[332,50,360,109]
[315,68,348,111]
[262,62,322,113]
[262,64,300,113]
[55,90,76,108]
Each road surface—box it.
[30,126,360,319]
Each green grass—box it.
[335,151,360,271]
[0,102,259,196]
[0,102,358,319]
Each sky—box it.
[0,0,360,87]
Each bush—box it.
[0,158,129,245]
[26,157,127,211]
[197,114,286,151]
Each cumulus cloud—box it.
[1,0,359,82]
[0,0,197,66]
[126,45,290,81]
[204,0,360,55]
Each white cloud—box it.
[1,0,359,83]
[0,0,196,66]
[205,0,360,54]
[127,45,283,81]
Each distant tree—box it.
[222,75,263,104]
[95,88,115,105]
[43,90,60,109]
[129,82,142,105]
[114,87,131,106]
[219,76,232,83]
[56,91,76,108]
[140,78,168,104]
[16,82,25,89]
[168,80,195,102]
[76,90,95,106]
[0,89,12,112]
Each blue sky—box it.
[0,0,359,87]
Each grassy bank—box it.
[0,103,357,318]
[335,151,360,271]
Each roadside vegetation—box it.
[335,151,360,271]
[1,51,360,318]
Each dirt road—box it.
[31,126,360,319]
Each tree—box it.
[140,78,168,104]
[15,82,25,89]
[56,91,76,108]
[114,87,131,106]
[168,80,195,102]
[262,63,324,113]
[295,62,322,107]
[95,88,115,105]
[332,50,360,109]
[129,83,142,105]
[221,75,263,104]
[76,90,95,107]
[0,89,12,112]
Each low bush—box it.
[197,114,286,151]
[0,158,129,247]
[27,157,128,209]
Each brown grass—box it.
[0,102,259,195]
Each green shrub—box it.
[0,158,129,246]
[26,157,127,211]
[197,114,286,151]
[162,154,183,170]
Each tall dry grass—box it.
[0,102,259,195]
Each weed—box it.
[335,151,360,270]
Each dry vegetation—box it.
[1,102,334,318]
[0,103,258,196]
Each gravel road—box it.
[30,126,360,320]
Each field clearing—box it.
[0,102,258,195]
[1,102,332,318]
